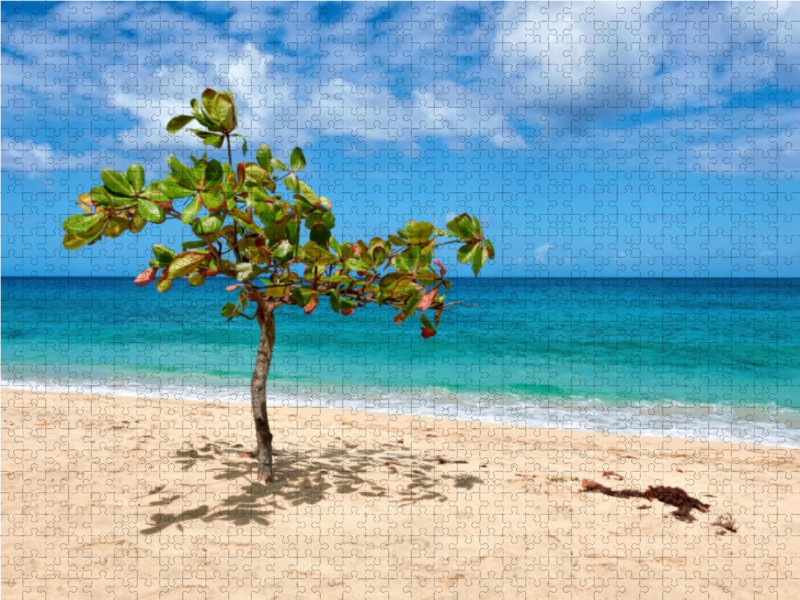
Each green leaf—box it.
[63,232,87,250]
[310,223,331,245]
[484,238,495,259]
[270,158,289,171]
[457,242,481,265]
[306,211,335,230]
[329,290,340,313]
[472,244,489,276]
[287,220,300,245]
[168,253,205,278]
[407,221,434,244]
[156,278,172,293]
[242,138,248,156]
[166,114,195,133]
[236,263,255,281]
[290,147,306,171]
[101,169,134,196]
[126,164,145,192]
[158,179,192,199]
[142,189,170,205]
[273,239,293,262]
[63,213,103,234]
[138,199,165,223]
[284,173,300,192]
[130,209,146,233]
[221,302,238,319]
[200,186,225,211]
[202,88,219,121]
[459,217,478,239]
[182,240,208,251]
[291,287,314,306]
[181,196,202,224]
[297,181,319,206]
[192,214,224,235]
[167,155,196,188]
[205,160,223,186]
[215,94,236,131]
[400,289,425,322]
[202,134,224,147]
[245,164,272,186]
[89,185,112,206]
[152,244,176,264]
[192,158,207,184]
[188,272,206,287]
[256,144,272,171]
[379,273,406,289]
[419,313,436,332]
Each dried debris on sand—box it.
[711,513,738,534]
[582,479,710,522]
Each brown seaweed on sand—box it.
[582,479,710,522]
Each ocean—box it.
[2,277,799,447]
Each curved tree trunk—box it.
[252,305,276,482]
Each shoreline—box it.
[2,382,798,449]
[3,388,799,598]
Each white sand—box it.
[3,389,799,599]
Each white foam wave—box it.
[2,378,798,448]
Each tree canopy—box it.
[63,88,495,336]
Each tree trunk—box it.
[251,305,276,482]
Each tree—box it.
[61,88,494,482]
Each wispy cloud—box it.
[3,2,798,175]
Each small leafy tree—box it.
[61,88,494,482]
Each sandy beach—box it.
[2,388,799,599]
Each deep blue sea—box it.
[3,277,799,447]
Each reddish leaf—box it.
[304,294,319,315]
[226,284,243,292]
[419,285,439,311]
[134,267,158,287]
[254,236,265,248]
[341,307,355,316]
[394,313,403,325]
[421,327,436,339]
[434,259,447,276]
[203,270,219,277]
[155,201,173,211]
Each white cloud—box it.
[534,242,555,264]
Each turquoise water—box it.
[3,277,799,446]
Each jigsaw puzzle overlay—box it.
[2,2,800,599]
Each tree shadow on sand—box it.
[141,440,471,534]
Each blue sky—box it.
[3,1,800,277]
